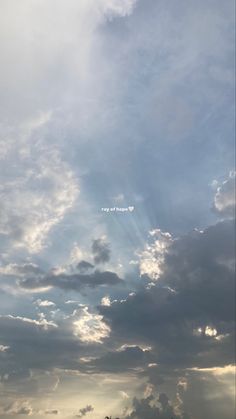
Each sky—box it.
[0,0,235,418]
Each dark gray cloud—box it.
[0,0,234,416]
[76,405,94,418]
[77,260,95,273]
[100,220,235,369]
[0,312,106,376]
[19,269,122,292]
[124,394,183,419]
[85,345,153,373]
[179,369,235,419]
[92,238,111,264]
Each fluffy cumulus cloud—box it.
[73,306,111,343]
[213,171,235,218]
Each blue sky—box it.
[0,1,235,418]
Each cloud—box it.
[0,0,234,417]
[45,410,59,415]
[36,300,56,308]
[76,405,94,418]
[100,220,235,369]
[0,314,75,373]
[0,146,79,253]
[213,171,235,218]
[0,314,57,331]
[139,230,173,280]
[124,394,182,419]
[19,268,122,292]
[3,401,33,416]
[0,263,43,277]
[85,345,152,373]
[0,344,10,352]
[0,0,139,257]
[92,237,111,264]
[0,307,112,378]
[0,259,122,294]
[102,0,136,17]
[73,306,110,343]
[101,296,111,306]
[178,368,235,419]
[77,260,95,273]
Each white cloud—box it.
[101,296,111,306]
[0,314,57,331]
[0,145,79,253]
[73,306,110,343]
[139,229,173,280]
[0,344,10,352]
[100,0,136,18]
[214,171,235,218]
[36,300,56,308]
[205,326,217,337]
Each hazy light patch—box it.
[113,193,125,203]
[22,111,52,135]
[70,244,86,264]
[189,365,235,376]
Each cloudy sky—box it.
[0,0,235,418]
